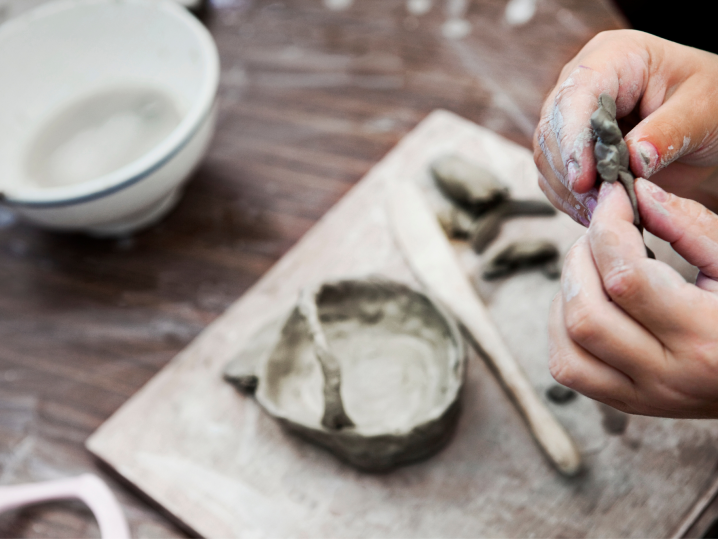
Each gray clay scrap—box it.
[469,199,556,253]
[431,154,556,253]
[431,154,509,212]
[482,240,560,280]
[430,154,561,278]
[224,278,466,471]
[591,93,640,226]
[591,93,654,258]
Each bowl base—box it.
[84,187,182,237]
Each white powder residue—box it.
[572,126,594,154]
[550,105,563,139]
[504,0,536,26]
[562,264,582,302]
[682,135,691,152]
[558,77,575,91]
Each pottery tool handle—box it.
[388,182,581,476]
[452,294,582,476]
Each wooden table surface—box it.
[0,1,689,537]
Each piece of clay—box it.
[546,384,577,404]
[482,239,560,280]
[469,198,556,253]
[469,208,505,253]
[430,154,509,213]
[500,199,556,218]
[591,93,654,258]
[598,402,629,435]
[436,205,476,238]
[224,278,466,472]
[223,314,288,394]
[591,93,638,225]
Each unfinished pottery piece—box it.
[436,204,475,238]
[430,154,509,212]
[482,239,560,280]
[224,278,466,471]
[468,199,556,253]
[591,93,640,226]
[591,93,654,258]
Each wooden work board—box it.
[87,110,718,538]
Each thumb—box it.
[626,65,718,178]
[636,178,718,291]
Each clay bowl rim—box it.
[254,278,467,439]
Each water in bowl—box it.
[25,87,182,188]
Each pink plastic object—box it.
[0,473,130,539]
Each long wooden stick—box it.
[388,182,582,476]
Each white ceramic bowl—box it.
[0,0,219,236]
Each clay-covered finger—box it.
[537,170,597,227]
[589,181,706,341]
[536,67,603,193]
[537,171,587,226]
[534,119,568,186]
[561,235,664,381]
[548,293,635,405]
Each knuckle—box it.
[686,198,718,231]
[548,353,576,388]
[585,30,613,49]
[564,301,598,344]
[603,263,641,301]
[548,338,581,388]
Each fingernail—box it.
[597,180,616,203]
[636,141,659,177]
[584,195,598,216]
[639,178,669,203]
[567,161,580,188]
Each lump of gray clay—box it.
[436,205,476,238]
[469,199,557,253]
[591,93,640,227]
[482,239,560,280]
[224,278,466,472]
[430,154,509,212]
[591,93,654,259]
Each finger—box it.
[536,162,598,226]
[534,121,568,187]
[537,171,589,226]
[561,235,664,381]
[625,45,718,177]
[548,292,636,406]
[636,178,718,286]
[589,181,706,340]
[535,30,655,194]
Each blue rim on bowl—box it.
[0,0,220,208]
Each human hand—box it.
[534,30,718,226]
[549,178,718,418]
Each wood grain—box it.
[0,0,649,537]
[87,110,718,538]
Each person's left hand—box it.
[549,178,718,418]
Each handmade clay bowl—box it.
[239,279,466,471]
[0,0,219,236]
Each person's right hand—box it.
[548,178,718,418]
[533,30,718,226]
